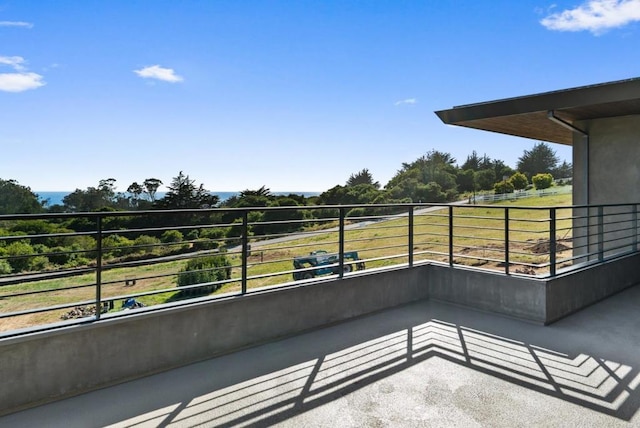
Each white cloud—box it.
[0,72,45,92]
[395,98,417,106]
[134,65,183,83]
[541,0,640,35]
[0,55,27,71]
[0,56,45,92]
[0,21,33,29]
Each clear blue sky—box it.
[2,0,640,192]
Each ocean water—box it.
[37,191,71,206]
[37,191,320,207]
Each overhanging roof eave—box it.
[435,77,640,144]
[436,77,640,125]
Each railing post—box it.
[634,205,638,252]
[549,208,556,277]
[241,210,248,294]
[598,206,604,261]
[95,215,103,320]
[339,207,345,278]
[408,206,414,267]
[504,208,510,275]
[449,205,454,267]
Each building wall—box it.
[573,115,640,260]
[576,115,640,205]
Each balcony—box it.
[2,199,640,418]
[3,283,640,426]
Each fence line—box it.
[472,185,572,203]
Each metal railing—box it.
[1,200,638,337]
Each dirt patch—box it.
[526,239,571,254]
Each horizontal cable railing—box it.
[1,200,639,337]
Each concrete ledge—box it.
[426,264,547,323]
[424,253,640,325]
[0,267,429,416]
[546,252,640,323]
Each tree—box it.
[347,168,380,188]
[127,182,144,207]
[239,185,272,199]
[316,183,383,206]
[553,161,573,179]
[461,151,481,171]
[0,179,44,214]
[62,179,119,212]
[491,159,515,181]
[386,150,458,202]
[456,169,476,193]
[143,178,163,202]
[256,197,306,235]
[517,142,559,179]
[509,172,529,190]
[156,171,218,209]
[474,169,496,191]
[532,173,554,190]
[223,186,272,209]
[98,178,117,201]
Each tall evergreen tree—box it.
[346,169,380,188]
[157,171,218,209]
[517,142,559,179]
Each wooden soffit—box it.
[435,77,640,146]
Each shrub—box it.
[509,172,528,190]
[494,180,514,194]
[48,246,73,266]
[186,229,200,241]
[161,230,184,243]
[200,227,226,241]
[133,235,161,254]
[224,220,247,247]
[532,173,554,190]
[191,227,226,251]
[192,238,220,251]
[31,243,49,254]
[102,234,136,258]
[5,241,35,272]
[0,259,12,275]
[30,255,50,271]
[177,255,231,296]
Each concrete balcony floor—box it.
[4,284,640,427]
